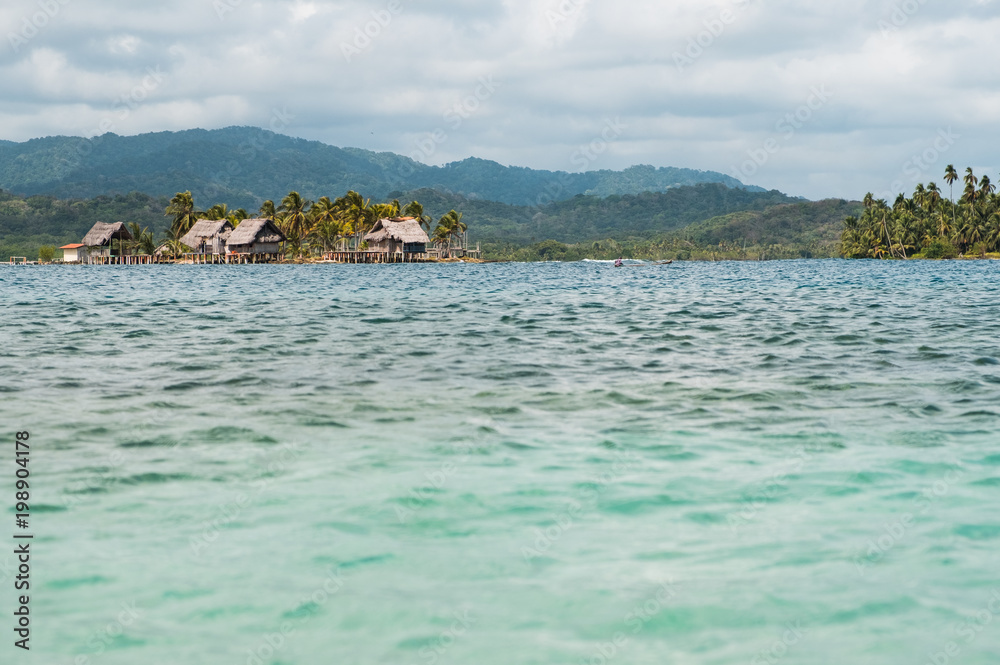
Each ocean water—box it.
[1,259,999,665]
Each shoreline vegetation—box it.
[164,190,469,261]
[841,165,1000,260]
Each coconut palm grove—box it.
[841,165,1000,259]
[164,189,466,259]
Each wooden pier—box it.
[89,255,165,265]
[184,253,281,264]
[323,251,432,264]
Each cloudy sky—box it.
[1,0,998,200]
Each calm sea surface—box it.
[1,260,999,664]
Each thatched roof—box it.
[179,219,234,249]
[227,218,285,246]
[365,217,430,244]
[83,222,132,247]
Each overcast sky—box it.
[1,0,998,200]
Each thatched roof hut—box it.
[226,218,285,255]
[180,219,234,255]
[82,222,132,247]
[365,217,430,253]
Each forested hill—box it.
[393,184,800,244]
[0,127,760,209]
[0,190,168,260]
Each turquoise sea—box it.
[1,260,999,664]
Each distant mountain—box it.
[0,127,762,210]
[677,198,861,253]
[391,184,799,244]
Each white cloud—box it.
[289,1,319,23]
[106,35,141,55]
[1,0,999,199]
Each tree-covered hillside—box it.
[487,198,858,262]
[680,199,860,254]
[0,127,760,210]
[391,184,798,244]
[0,190,168,260]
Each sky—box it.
[1,0,999,200]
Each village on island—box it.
[37,190,481,266]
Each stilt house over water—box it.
[180,219,234,255]
[225,218,286,262]
[365,217,430,255]
[82,222,132,263]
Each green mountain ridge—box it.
[680,199,861,251]
[392,184,802,244]
[0,127,763,209]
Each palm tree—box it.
[341,191,372,249]
[433,210,467,258]
[369,202,399,222]
[987,210,1000,253]
[963,168,979,205]
[165,191,202,238]
[164,238,191,259]
[944,165,958,232]
[204,203,229,221]
[127,222,155,255]
[259,200,276,221]
[402,201,434,234]
[926,182,942,212]
[228,208,249,226]
[278,191,313,257]
[309,197,343,254]
[913,183,926,211]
